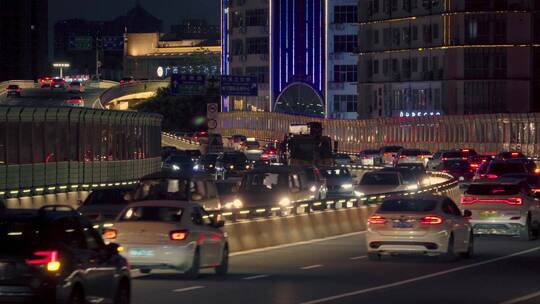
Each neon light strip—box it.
[278,0,282,91]
[319,0,322,91]
[285,0,289,84]
[306,0,309,75]
[292,0,295,72]
[312,0,315,81]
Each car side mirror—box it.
[214,220,225,228]
[105,243,122,257]
[463,210,472,218]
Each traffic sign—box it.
[208,119,218,130]
[207,103,218,117]
[171,74,206,96]
[220,75,258,96]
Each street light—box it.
[52,63,70,78]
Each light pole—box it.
[52,63,70,78]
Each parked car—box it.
[460,180,540,240]
[0,205,130,303]
[320,167,354,198]
[379,146,404,166]
[104,200,228,278]
[6,84,22,97]
[357,149,382,166]
[367,195,473,261]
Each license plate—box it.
[480,211,499,218]
[392,221,413,228]
[129,249,154,257]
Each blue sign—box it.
[171,74,206,96]
[103,36,124,51]
[220,75,258,96]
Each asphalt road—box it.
[130,232,540,304]
[0,86,105,108]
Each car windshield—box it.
[488,163,526,175]
[246,141,260,148]
[133,178,190,201]
[84,189,132,205]
[321,168,351,177]
[360,173,400,186]
[380,199,438,212]
[222,153,247,163]
[242,173,287,193]
[466,184,522,196]
[442,151,463,159]
[167,155,192,163]
[120,206,183,222]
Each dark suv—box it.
[0,205,130,304]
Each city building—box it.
[171,19,220,41]
[124,33,220,80]
[221,0,359,118]
[357,0,540,118]
[0,0,48,81]
[54,2,163,80]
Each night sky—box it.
[48,0,220,30]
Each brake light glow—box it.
[103,228,117,239]
[511,152,519,157]
[480,174,498,179]
[535,168,540,174]
[368,215,386,225]
[420,216,443,225]
[461,196,475,205]
[442,157,448,161]
[170,230,189,241]
[470,163,479,168]
[399,155,406,158]
[460,197,522,205]
[26,250,61,272]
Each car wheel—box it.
[139,269,151,274]
[215,246,229,276]
[439,234,457,262]
[461,233,474,259]
[184,249,200,279]
[519,215,533,241]
[114,280,130,304]
[69,286,84,304]
[367,253,381,261]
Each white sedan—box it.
[103,200,228,278]
[366,195,473,261]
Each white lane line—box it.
[230,231,366,257]
[499,291,540,304]
[172,286,205,293]
[243,274,270,280]
[301,264,323,270]
[349,256,367,260]
[300,246,540,304]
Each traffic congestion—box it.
[1,122,540,304]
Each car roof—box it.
[125,200,193,208]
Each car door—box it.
[200,208,225,264]
[443,199,470,252]
[189,206,214,266]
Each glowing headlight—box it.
[341,183,353,190]
[245,165,251,169]
[193,164,200,171]
[229,165,234,169]
[278,197,291,207]
[354,191,365,197]
[309,185,317,192]
[421,178,431,186]
[224,199,243,209]
[172,164,181,171]
[406,184,419,190]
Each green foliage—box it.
[133,87,219,132]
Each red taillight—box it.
[170,230,189,241]
[103,229,117,240]
[470,163,479,169]
[511,152,519,157]
[506,197,523,205]
[26,250,61,272]
[420,216,444,225]
[261,154,269,161]
[461,196,475,205]
[442,157,448,161]
[399,155,406,158]
[368,215,386,225]
[486,174,498,179]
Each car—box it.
[333,153,353,166]
[395,149,430,167]
[383,165,430,187]
[366,195,473,261]
[65,95,84,107]
[231,166,313,214]
[355,171,416,196]
[192,131,208,143]
[0,205,130,304]
[38,76,53,88]
[119,77,135,85]
[261,143,280,163]
[320,167,354,198]
[500,173,540,193]
[300,166,327,200]
[6,84,22,97]
[437,159,475,182]
[469,154,494,171]
[162,153,196,173]
[357,149,382,166]
[194,153,220,174]
[161,146,178,160]
[241,138,261,151]
[215,152,251,180]
[77,187,135,224]
[426,150,467,170]
[496,151,527,160]
[206,133,224,154]
[67,81,84,93]
[379,146,404,166]
[50,77,65,89]
[460,180,540,240]
[104,200,228,278]
[473,160,528,180]
[228,134,247,149]
[457,148,478,160]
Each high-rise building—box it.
[221,0,359,118]
[171,19,220,41]
[0,0,48,81]
[357,0,540,118]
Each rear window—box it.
[442,151,462,159]
[0,220,44,254]
[443,160,469,170]
[7,85,18,89]
[360,173,400,186]
[380,199,438,212]
[242,172,287,193]
[488,163,526,175]
[120,207,183,222]
[466,184,522,196]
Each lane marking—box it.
[172,286,205,293]
[349,256,367,260]
[243,274,270,280]
[230,231,366,257]
[300,246,540,304]
[500,291,540,304]
[301,264,323,270]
